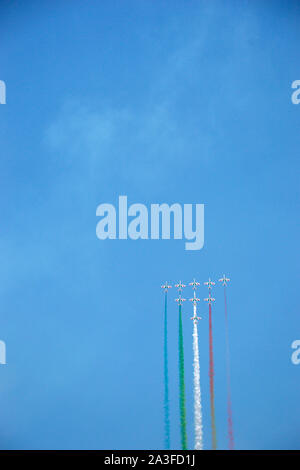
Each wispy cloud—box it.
[43,5,223,188]
[44,98,186,189]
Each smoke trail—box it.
[178,304,188,449]
[224,287,234,450]
[192,321,203,450]
[209,303,217,450]
[163,291,170,449]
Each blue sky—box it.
[0,0,299,449]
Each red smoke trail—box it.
[224,287,234,450]
[209,303,217,450]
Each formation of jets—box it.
[190,313,202,324]
[190,291,201,323]
[189,292,200,304]
[175,297,186,305]
[189,279,200,290]
[175,281,186,292]
[161,282,172,292]
[219,275,230,286]
[204,278,215,289]
[204,294,216,304]
[162,275,230,322]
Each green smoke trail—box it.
[178,304,188,450]
[164,292,170,449]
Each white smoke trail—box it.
[193,321,203,450]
